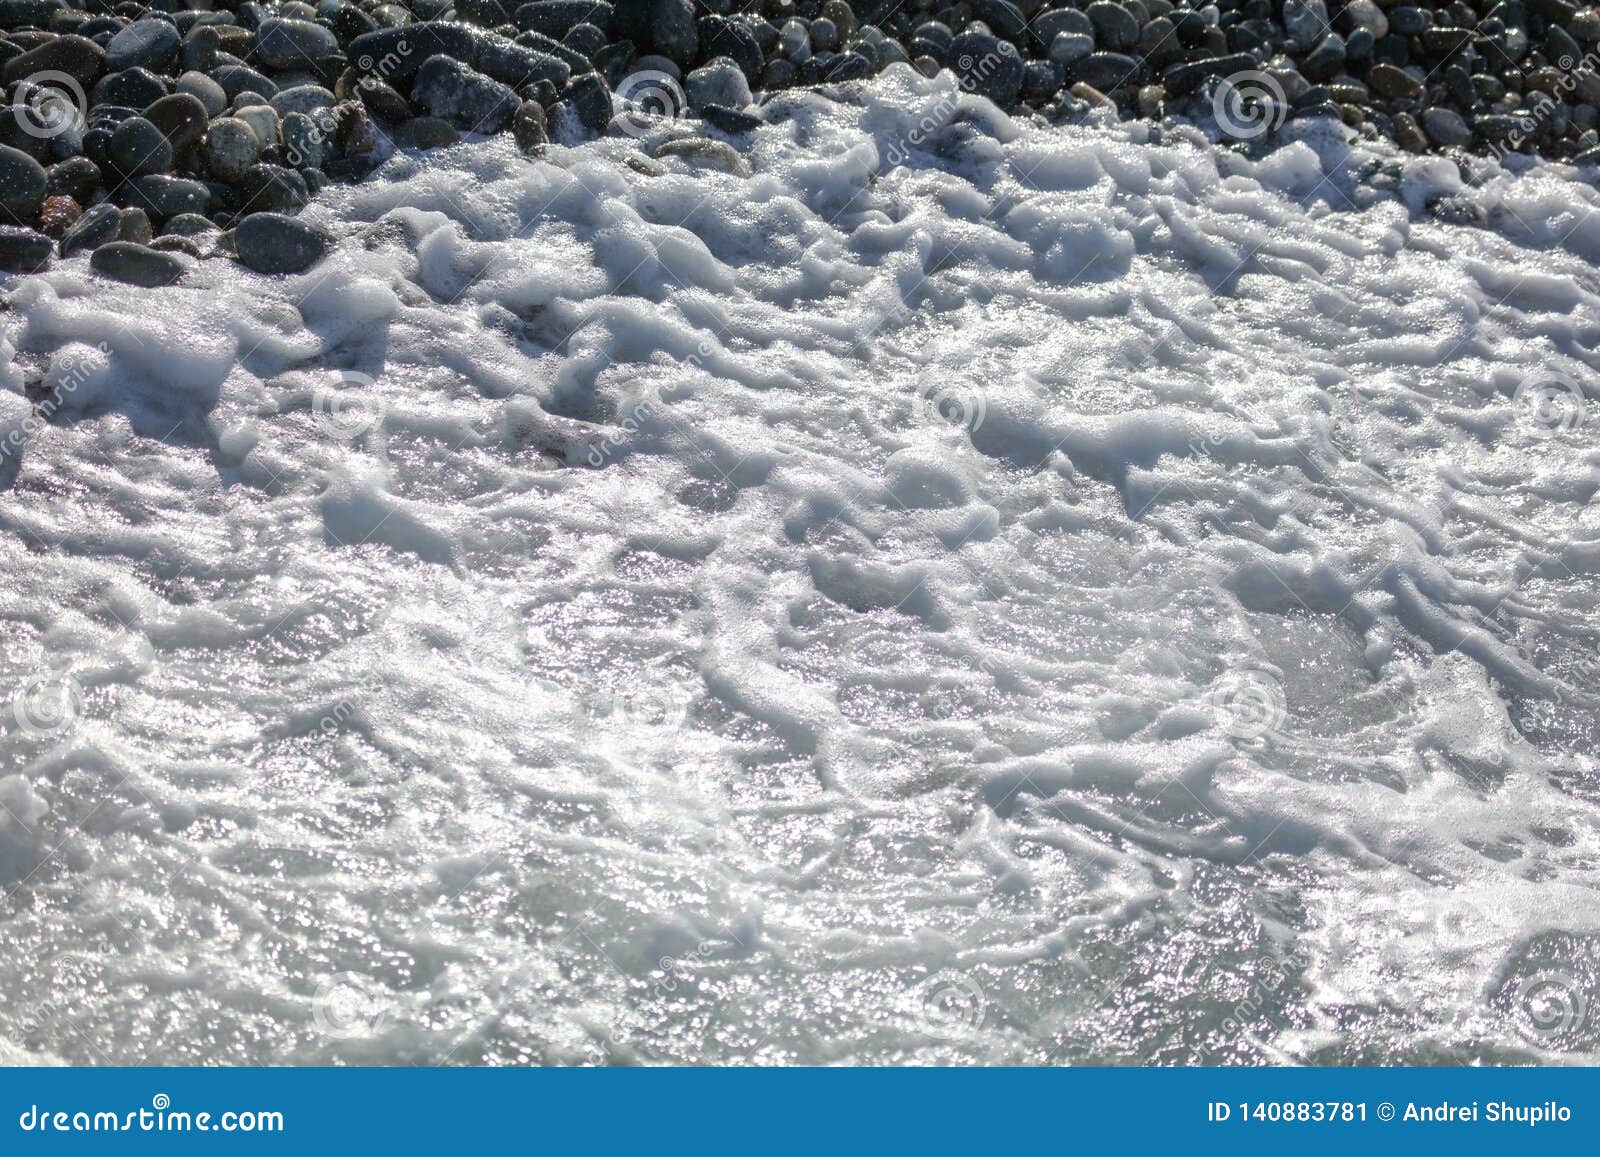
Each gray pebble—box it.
[91,239,187,287]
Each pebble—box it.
[686,59,752,110]
[90,240,187,287]
[512,100,548,154]
[2,33,105,86]
[652,136,750,175]
[177,71,228,118]
[1347,1,1388,39]
[1423,106,1473,147]
[45,157,100,203]
[233,211,332,274]
[125,175,210,220]
[0,224,52,272]
[272,85,338,119]
[253,18,339,70]
[37,194,80,238]
[106,19,182,73]
[163,213,220,238]
[108,117,173,180]
[144,93,210,156]
[282,113,326,170]
[0,145,46,225]
[235,106,281,151]
[1369,63,1426,101]
[1086,1,1140,51]
[949,31,1025,104]
[238,163,309,212]
[411,55,520,132]
[203,118,261,184]
[59,201,121,256]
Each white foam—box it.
[2,66,1599,1064]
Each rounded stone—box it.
[1086,1,1141,51]
[411,55,519,133]
[125,174,210,219]
[116,207,153,244]
[202,117,260,183]
[90,240,186,286]
[106,19,182,73]
[253,18,339,70]
[234,105,281,150]
[58,200,120,255]
[1,32,106,86]
[511,99,547,154]
[1422,106,1472,147]
[92,67,168,110]
[0,143,48,225]
[270,83,337,119]
[36,193,79,237]
[107,116,172,179]
[143,92,209,154]
[162,212,218,237]
[237,163,308,212]
[176,70,227,117]
[685,57,752,109]
[45,155,100,202]
[947,31,1025,104]
[0,223,51,271]
[233,210,332,273]
[280,111,325,170]
[353,77,410,122]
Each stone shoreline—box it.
[0,0,1595,285]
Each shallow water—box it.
[2,66,1599,1065]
